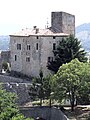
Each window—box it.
[37,36,39,39]
[48,57,53,62]
[17,44,21,50]
[36,43,38,50]
[27,45,30,50]
[15,55,17,61]
[53,36,56,39]
[53,43,56,50]
[26,57,30,62]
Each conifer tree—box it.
[47,35,87,73]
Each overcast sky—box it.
[0,0,90,35]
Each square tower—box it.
[51,12,75,35]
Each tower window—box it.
[53,43,56,50]
[36,43,38,50]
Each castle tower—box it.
[51,12,75,35]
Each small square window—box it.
[48,57,53,62]
[53,36,56,39]
[17,44,21,50]
[26,57,30,62]
[37,36,39,39]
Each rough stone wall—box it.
[62,12,75,35]
[10,35,64,77]
[1,50,11,63]
[2,82,31,105]
[10,36,25,72]
[10,11,75,77]
[0,74,32,105]
[51,12,75,35]
[20,107,68,120]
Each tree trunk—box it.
[40,99,42,106]
[71,100,74,111]
[71,92,75,111]
[49,98,51,107]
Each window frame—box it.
[48,57,53,62]
[36,43,38,50]
[17,44,21,50]
[53,43,56,50]
[27,44,30,50]
[15,55,17,61]
[26,56,30,62]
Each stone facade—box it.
[10,11,75,77]
[1,50,10,63]
[51,12,75,35]
[0,74,32,105]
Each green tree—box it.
[47,35,87,73]
[29,71,44,106]
[42,75,52,107]
[77,63,90,104]
[52,59,90,111]
[0,84,33,120]
[29,72,52,107]
[2,62,8,71]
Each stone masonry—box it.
[51,12,75,35]
[0,74,32,105]
[10,11,75,77]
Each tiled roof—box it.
[10,28,69,37]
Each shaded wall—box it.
[20,106,68,120]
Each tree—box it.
[52,59,90,111]
[0,84,33,120]
[2,62,8,71]
[29,72,52,107]
[77,63,90,105]
[47,35,87,73]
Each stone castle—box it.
[10,11,75,77]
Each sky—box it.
[0,0,90,35]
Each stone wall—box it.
[0,74,32,105]
[0,74,68,119]
[51,12,75,35]
[20,106,68,120]
[10,35,64,77]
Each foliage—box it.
[29,73,52,106]
[32,101,41,106]
[52,59,90,111]
[77,63,90,104]
[47,35,87,73]
[0,84,33,120]
[2,62,8,71]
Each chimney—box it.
[33,26,37,29]
[35,28,39,34]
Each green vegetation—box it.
[29,72,52,107]
[51,59,90,111]
[0,84,33,120]
[2,61,8,71]
[47,35,87,73]
[29,59,90,112]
